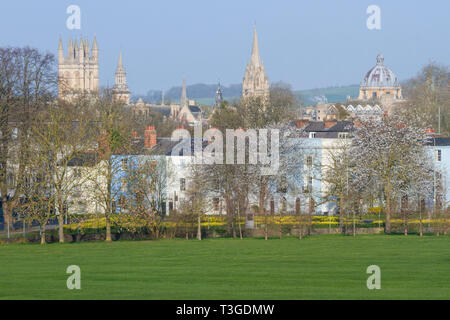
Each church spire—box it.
[242,25,270,98]
[112,50,130,105]
[251,25,261,67]
[118,51,123,68]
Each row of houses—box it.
[59,121,450,218]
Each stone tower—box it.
[112,51,130,105]
[58,37,99,99]
[242,26,270,99]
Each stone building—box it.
[242,26,270,99]
[358,53,402,101]
[58,37,99,99]
[112,51,130,105]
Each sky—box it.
[0,0,449,95]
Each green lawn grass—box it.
[1,234,450,299]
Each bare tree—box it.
[0,47,56,235]
[90,89,132,242]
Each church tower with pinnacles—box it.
[58,37,99,99]
[112,51,130,105]
[242,26,270,99]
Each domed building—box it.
[358,53,402,101]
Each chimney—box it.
[324,120,337,129]
[353,121,362,128]
[296,119,309,128]
[132,131,138,138]
[144,125,157,148]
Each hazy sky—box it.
[0,0,449,94]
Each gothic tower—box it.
[242,26,270,99]
[112,51,130,105]
[58,37,99,99]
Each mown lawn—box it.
[0,234,449,299]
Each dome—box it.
[361,53,399,87]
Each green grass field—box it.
[1,234,450,299]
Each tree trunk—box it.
[418,198,423,237]
[339,197,344,233]
[40,229,46,245]
[237,204,243,240]
[105,215,112,242]
[259,179,267,240]
[57,214,65,243]
[385,194,391,234]
[197,214,201,240]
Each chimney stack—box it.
[296,119,309,128]
[144,125,157,149]
[324,120,337,129]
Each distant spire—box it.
[181,78,187,108]
[251,25,261,67]
[68,39,74,59]
[84,39,89,57]
[214,81,223,107]
[114,51,127,86]
[92,36,98,59]
[74,39,79,58]
[118,51,123,68]
[161,90,165,105]
[58,38,64,62]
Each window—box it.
[180,178,186,191]
[213,198,220,211]
[306,155,313,167]
[277,176,288,193]
[309,132,316,138]
[372,92,377,99]
[122,158,128,170]
[338,132,348,139]
[436,149,442,162]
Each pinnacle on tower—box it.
[84,39,90,57]
[67,39,74,59]
[92,36,98,59]
[58,38,64,62]
[74,39,79,58]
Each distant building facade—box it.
[58,37,99,99]
[358,53,402,101]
